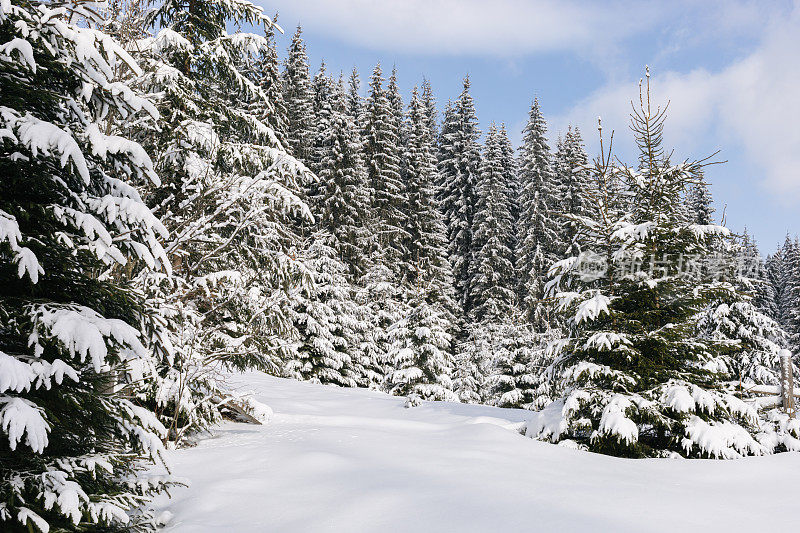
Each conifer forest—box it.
[1,1,799,531]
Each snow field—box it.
[155,372,800,532]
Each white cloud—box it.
[554,4,800,202]
[267,0,776,59]
[268,0,658,56]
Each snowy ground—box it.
[155,372,800,532]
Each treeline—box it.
[1,1,799,532]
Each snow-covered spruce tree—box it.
[772,236,796,328]
[765,245,785,323]
[485,320,553,409]
[438,76,482,314]
[497,124,519,264]
[780,237,800,354]
[248,15,289,149]
[363,63,407,273]
[388,288,457,402]
[283,25,315,164]
[516,98,560,326]
[420,78,438,141]
[739,230,777,317]
[693,234,800,451]
[0,1,176,530]
[356,259,408,390]
[527,75,785,458]
[401,87,457,315]
[129,0,313,440]
[457,123,517,404]
[308,61,334,184]
[452,343,485,404]
[286,234,362,387]
[310,72,373,282]
[686,169,714,225]
[553,125,591,257]
[469,123,516,321]
[345,66,363,126]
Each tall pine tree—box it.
[528,74,786,458]
[363,63,406,273]
[469,123,516,321]
[1,2,175,529]
[283,25,315,164]
[516,98,559,325]
[438,76,482,313]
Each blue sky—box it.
[258,0,799,253]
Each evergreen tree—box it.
[357,261,408,390]
[740,230,777,317]
[774,236,796,326]
[311,76,373,280]
[497,124,519,269]
[283,25,315,163]
[248,15,288,149]
[388,290,458,402]
[402,88,458,318]
[527,75,787,458]
[696,236,792,388]
[516,98,559,325]
[485,321,549,408]
[363,63,406,272]
[469,124,516,321]
[765,246,786,324]
[0,2,175,529]
[421,77,438,140]
[309,61,334,181]
[782,237,800,354]
[438,76,482,313]
[694,233,799,449]
[686,170,715,225]
[345,66,363,125]
[286,235,362,387]
[554,126,591,256]
[131,0,313,439]
[452,339,486,404]
[387,67,406,148]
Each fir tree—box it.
[283,25,315,163]
[345,66,363,125]
[687,170,715,225]
[781,237,800,354]
[362,63,406,273]
[388,287,457,402]
[516,98,559,325]
[357,261,408,390]
[0,2,175,529]
[485,320,550,409]
[131,0,313,439]
[387,87,460,398]
[497,123,519,254]
[470,123,516,321]
[527,74,785,458]
[554,125,591,257]
[774,236,797,327]
[438,76,482,313]
[311,77,373,280]
[309,61,335,181]
[401,87,457,312]
[387,66,406,149]
[421,77,439,140]
[248,15,288,149]
[286,235,362,387]
[740,230,777,317]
